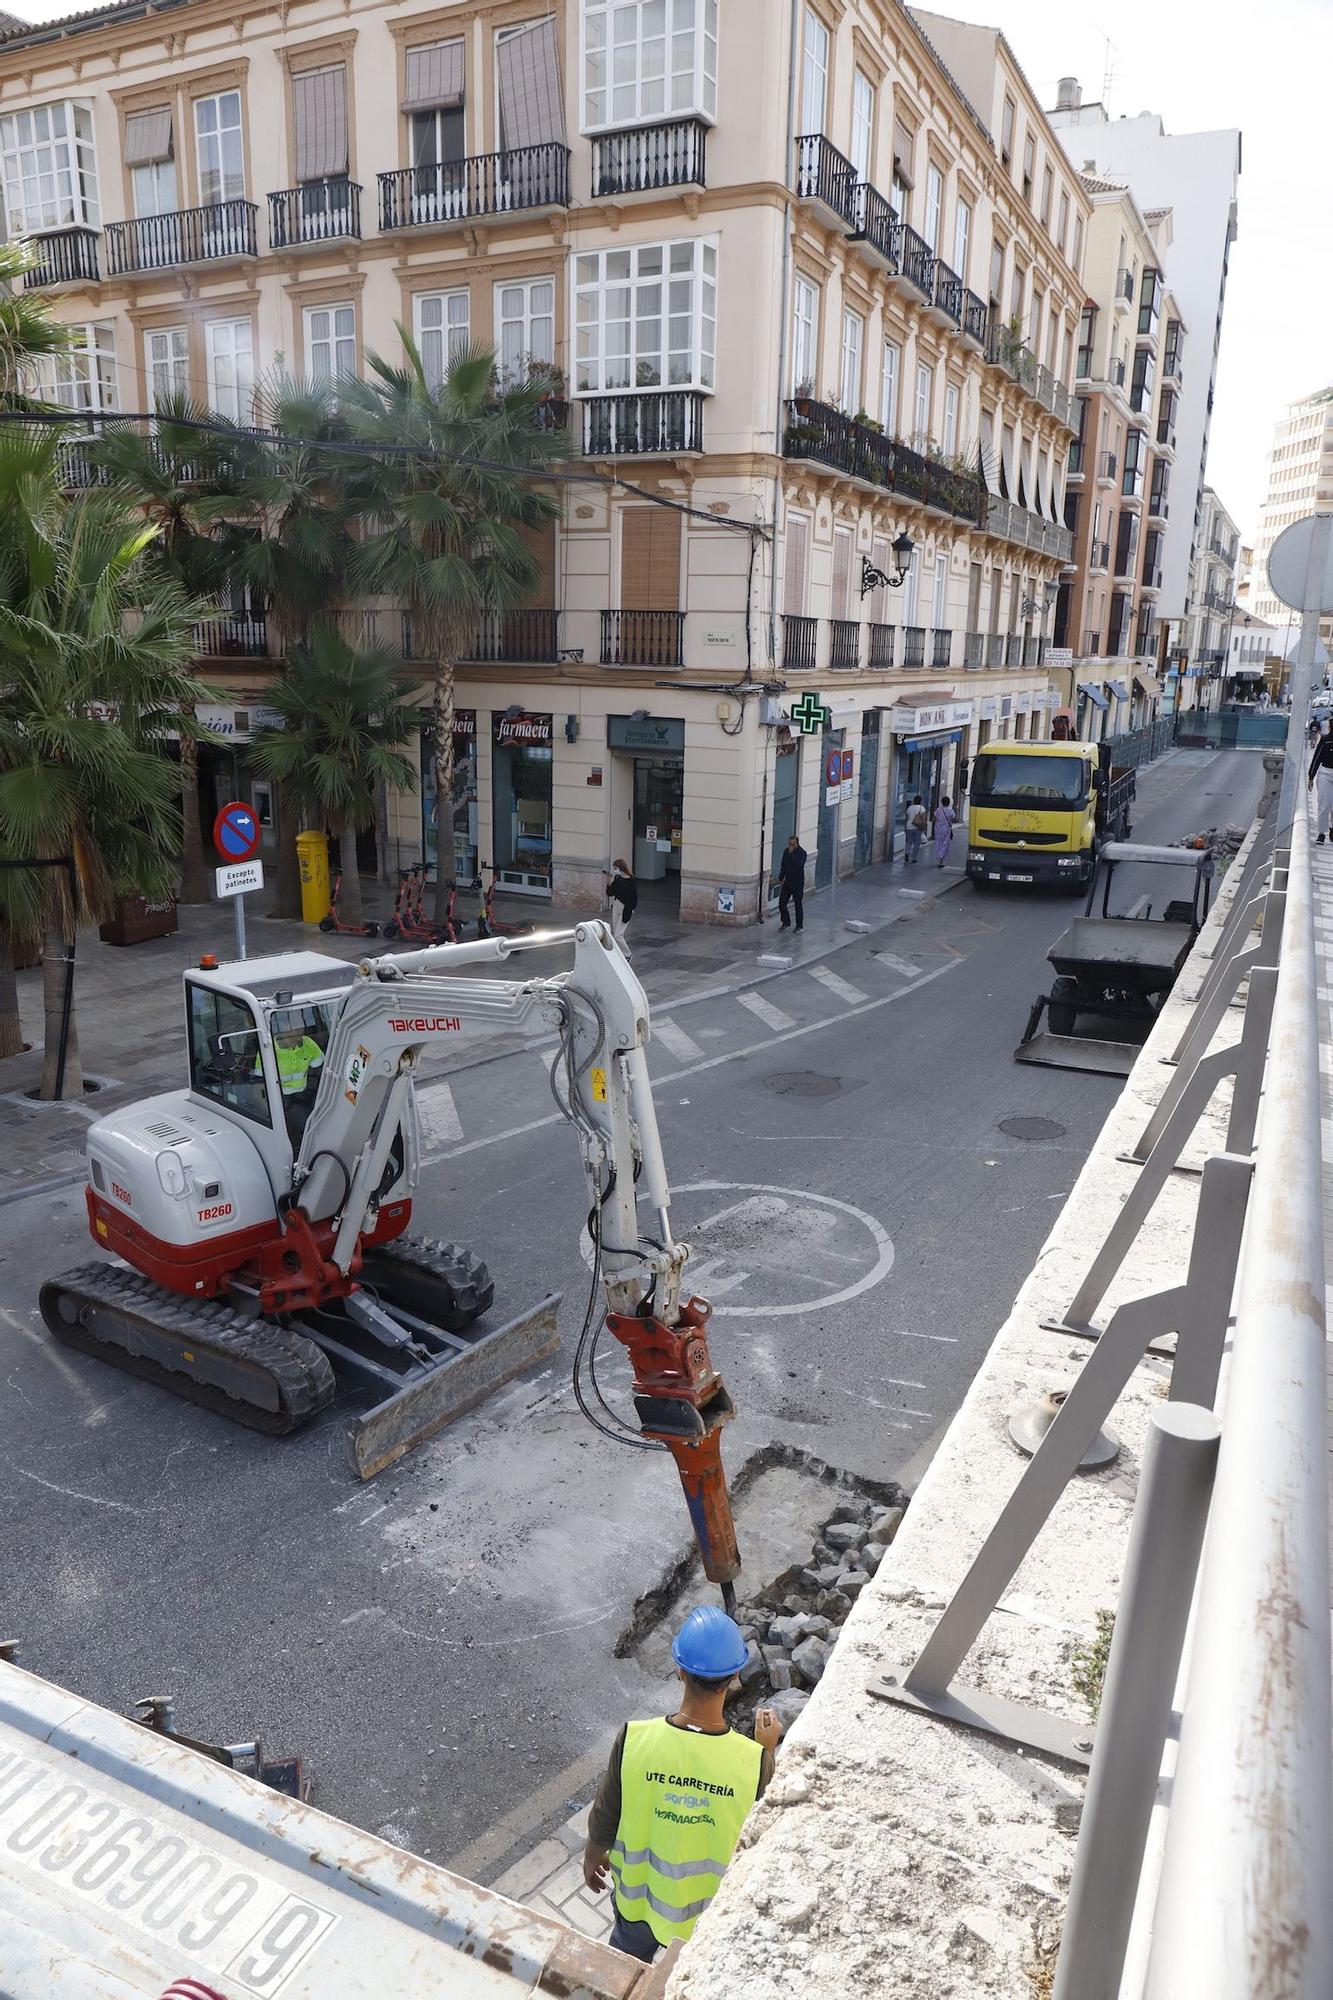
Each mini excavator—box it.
[41,923,740,1605]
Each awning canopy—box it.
[1106,679,1130,700]
[1132,674,1154,695]
[1231,665,1264,679]
[1079,683,1109,711]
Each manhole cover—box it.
[998,1115,1067,1141]
[763,1072,843,1099]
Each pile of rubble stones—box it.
[725,1494,907,1733]
[1169,823,1246,856]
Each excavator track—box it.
[357,1235,495,1332]
[39,1263,336,1435]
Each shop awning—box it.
[1132,674,1154,695]
[1078,683,1109,711]
[1231,665,1264,679]
[1106,679,1130,700]
[899,728,963,753]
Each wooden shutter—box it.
[496,18,566,149]
[832,528,852,619]
[521,520,556,604]
[620,506,680,610]
[783,514,808,616]
[293,66,349,182]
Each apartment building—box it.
[1184,486,1240,703]
[1250,387,1333,647]
[0,0,1084,923]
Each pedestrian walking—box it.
[933,794,957,868]
[777,834,807,930]
[904,794,928,864]
[1308,724,1333,843]
[582,1606,782,1965]
[606,858,637,954]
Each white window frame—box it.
[880,338,900,434]
[414,288,470,391]
[205,317,254,424]
[304,301,356,385]
[1056,188,1069,256]
[582,0,718,133]
[924,161,943,255]
[942,382,959,458]
[194,89,244,207]
[132,155,177,220]
[913,361,931,448]
[574,238,716,394]
[0,99,99,233]
[839,307,863,414]
[800,6,828,136]
[850,69,874,183]
[932,548,948,628]
[953,197,971,285]
[496,275,555,386]
[791,273,819,392]
[31,320,116,411]
[144,325,188,410]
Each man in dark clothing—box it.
[777,836,807,930]
[1310,725,1333,843]
[605,859,637,953]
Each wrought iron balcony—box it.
[985,633,1005,670]
[985,321,1040,398]
[963,631,984,669]
[601,609,685,669]
[829,618,861,670]
[1209,538,1237,568]
[962,291,989,346]
[593,118,706,196]
[378,143,569,230]
[269,178,362,247]
[899,223,935,301]
[869,623,895,670]
[931,258,963,326]
[23,226,99,287]
[902,625,926,669]
[105,198,258,274]
[782,615,817,674]
[582,390,704,455]
[194,612,269,659]
[979,495,1075,564]
[782,399,983,525]
[794,133,859,228]
[1005,633,1023,669]
[931,627,952,669]
[462,608,559,664]
[1022,636,1044,668]
[849,182,899,271]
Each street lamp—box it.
[859,532,915,598]
[1020,580,1059,618]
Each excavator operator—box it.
[258,1008,329,1142]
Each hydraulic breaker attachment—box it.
[605,1295,741,1607]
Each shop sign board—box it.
[888,699,972,735]
[717,886,736,914]
[980,696,998,721]
[1046,647,1074,670]
[495,711,552,745]
[607,714,685,753]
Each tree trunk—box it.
[337,812,365,926]
[0,922,23,1061]
[38,924,81,1100]
[268,782,303,920]
[177,733,211,904]
[431,664,458,922]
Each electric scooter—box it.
[318,871,380,938]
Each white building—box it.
[1187,485,1241,689]
[1047,82,1240,646]
[1249,387,1333,643]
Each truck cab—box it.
[966,740,1103,890]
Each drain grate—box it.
[763,1071,843,1099]
[998,1114,1067,1141]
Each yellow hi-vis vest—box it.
[611,1717,762,1946]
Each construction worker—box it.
[260,1021,325,1096]
[582,1606,781,1964]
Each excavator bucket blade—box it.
[1013,1032,1139,1076]
[348,1292,561,1480]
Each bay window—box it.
[32,321,116,410]
[414,289,470,390]
[583,0,718,131]
[0,100,99,234]
[575,238,716,393]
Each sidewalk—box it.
[0,842,967,1195]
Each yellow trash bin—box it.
[296,829,330,926]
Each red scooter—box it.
[318,871,379,938]
[476,863,537,939]
[383,865,457,944]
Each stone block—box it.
[791,1635,832,1685]
[768,1689,810,1730]
[837,1568,871,1600]
[823,1520,864,1552]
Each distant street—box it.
[0,746,1265,1876]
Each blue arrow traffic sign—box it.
[213,799,261,864]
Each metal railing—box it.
[105,197,258,273]
[461,608,558,664]
[1089,538,1111,571]
[269,178,362,246]
[193,612,268,658]
[582,391,704,455]
[23,225,99,286]
[902,625,926,668]
[868,622,895,670]
[1099,450,1118,483]
[829,618,860,670]
[849,182,900,271]
[782,399,983,525]
[962,291,989,346]
[592,117,706,196]
[378,143,569,229]
[782,614,817,673]
[930,627,952,669]
[899,223,935,301]
[600,609,685,669]
[963,630,984,669]
[985,632,1005,669]
[931,256,963,326]
[794,133,859,227]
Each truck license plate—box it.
[1009,873,1033,883]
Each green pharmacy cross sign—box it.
[789,690,831,736]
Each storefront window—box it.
[492,711,553,895]
[421,711,478,884]
[768,732,799,901]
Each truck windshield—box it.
[971,754,1088,807]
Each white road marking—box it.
[736,990,796,1032]
[807,964,869,1006]
[415,1082,462,1148]
[874,951,921,978]
[653,1017,705,1064]
[881,1375,927,1390]
[679,1259,751,1297]
[901,1329,959,1344]
[673,1181,894,1318]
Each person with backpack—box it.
[904,794,928,864]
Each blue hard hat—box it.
[671,1605,749,1679]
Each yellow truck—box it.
[965,738,1135,891]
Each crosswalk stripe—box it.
[415,1081,462,1148]
[736,990,796,1032]
[874,951,920,978]
[808,963,869,1006]
[654,1018,705,1064]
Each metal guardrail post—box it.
[1128,935,1280,1167]
[1051,1402,1221,2000]
[1145,806,1332,1998]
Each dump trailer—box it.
[967,738,1134,891]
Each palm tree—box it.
[0,239,73,404]
[248,626,420,929]
[0,426,210,1096]
[340,337,560,920]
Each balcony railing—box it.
[902,625,926,668]
[1110,356,1127,388]
[268,178,362,247]
[931,627,952,669]
[1082,630,1102,657]
[1116,267,1135,304]
[829,618,861,670]
[794,133,859,227]
[1162,343,1183,382]
[601,609,684,669]
[105,198,258,274]
[1148,488,1170,521]
[899,223,935,301]
[1022,635,1044,668]
[963,630,984,669]
[980,495,1075,563]
[849,182,899,271]
[985,633,1005,670]
[869,623,895,670]
[1005,633,1023,669]
[23,225,99,287]
[782,614,817,674]
[462,608,559,664]
[582,391,704,455]
[931,257,963,326]
[378,143,569,230]
[1209,538,1237,568]
[1156,418,1177,450]
[962,291,989,346]
[1142,566,1164,592]
[592,117,707,196]
[1090,538,1111,571]
[782,399,983,526]
[985,321,1040,399]
[1099,451,1118,483]
[194,613,268,659]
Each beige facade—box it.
[1250,386,1333,646]
[1186,485,1241,701]
[3,0,1087,921]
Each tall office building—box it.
[1249,388,1333,643]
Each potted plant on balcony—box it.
[791,378,816,417]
